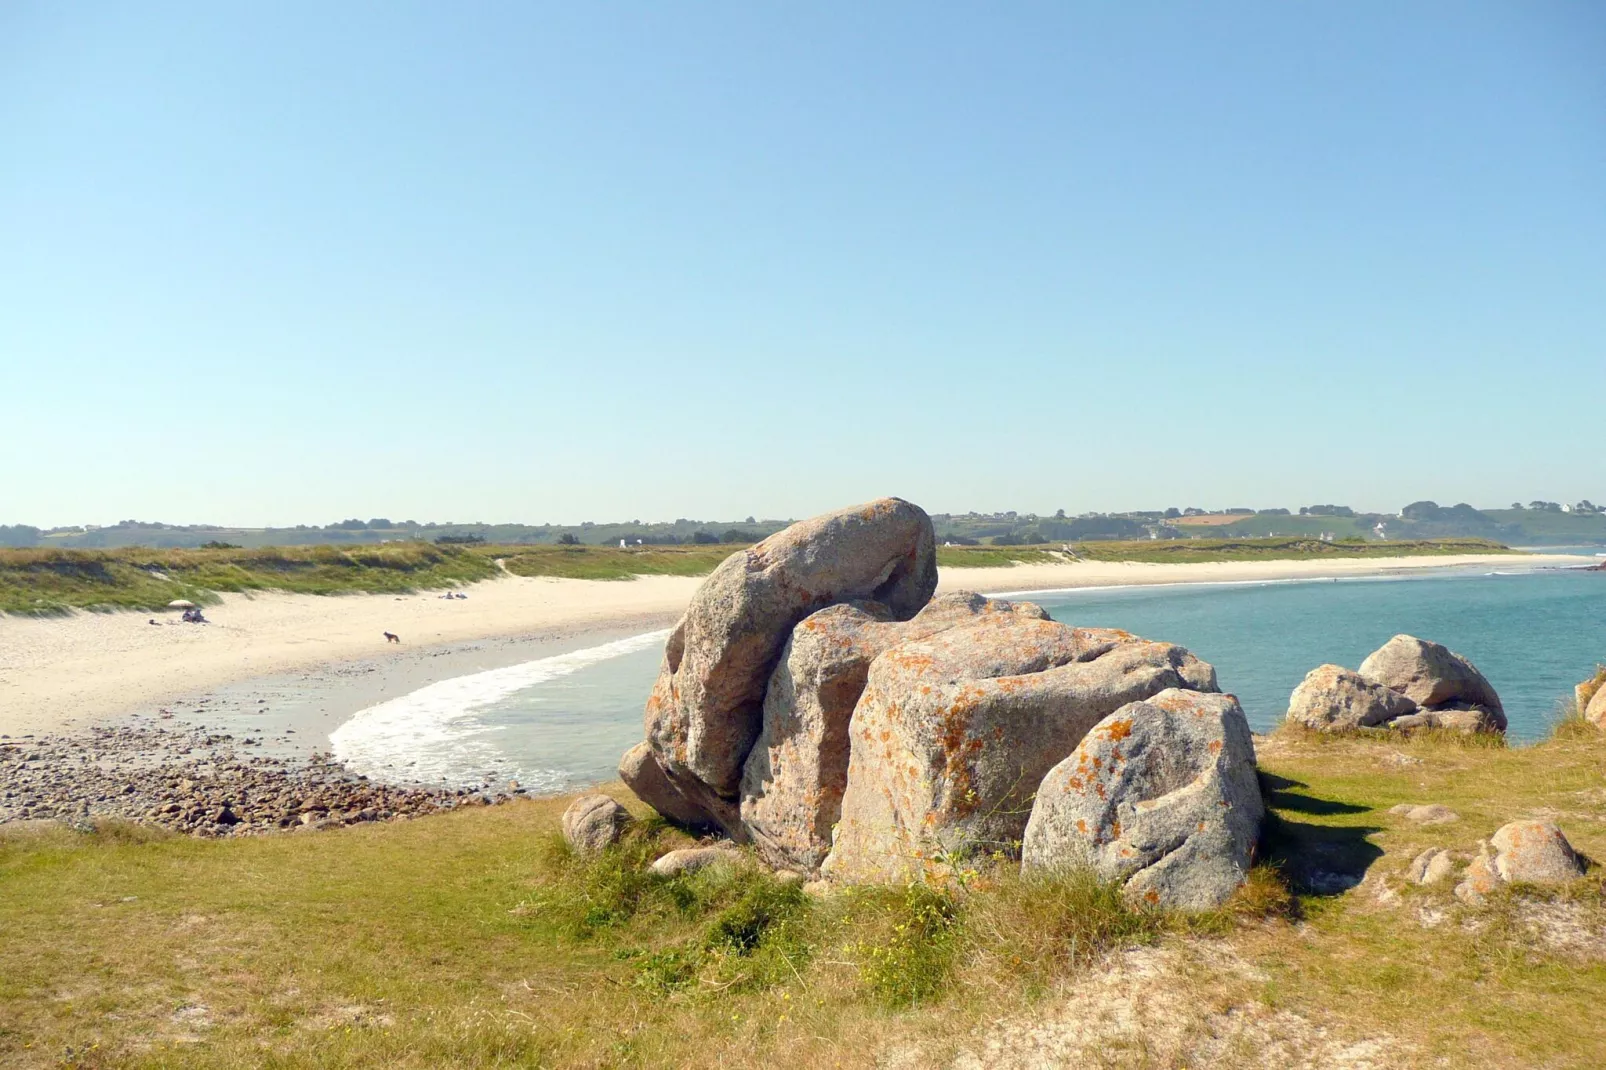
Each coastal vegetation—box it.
[6,500,1602,553]
[0,544,498,615]
[0,538,1520,614]
[2,725,1602,1068]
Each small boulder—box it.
[1385,707,1505,734]
[740,593,1051,872]
[1358,635,1504,729]
[821,616,1217,883]
[1454,844,1503,905]
[618,741,716,829]
[1389,804,1459,825]
[561,795,634,856]
[1285,664,1416,731]
[1453,821,1585,903]
[645,498,938,804]
[1021,690,1264,910]
[1490,820,1585,884]
[649,843,740,878]
[1407,847,1455,885]
[1586,676,1606,729]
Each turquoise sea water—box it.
[330,566,1604,791]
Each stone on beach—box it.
[643,497,938,812]
[1358,635,1504,724]
[561,794,634,856]
[739,592,1051,872]
[819,614,1219,884]
[1285,664,1416,730]
[1021,689,1264,910]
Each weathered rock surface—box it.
[1021,690,1263,910]
[561,794,633,855]
[1454,845,1502,904]
[1358,635,1504,726]
[617,741,716,829]
[1454,821,1585,902]
[645,498,938,808]
[1386,707,1505,734]
[1408,847,1455,885]
[1586,675,1606,729]
[1389,803,1459,825]
[820,615,1219,884]
[649,843,740,877]
[1490,821,1585,884]
[739,593,1050,872]
[1285,664,1416,730]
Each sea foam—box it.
[329,629,670,789]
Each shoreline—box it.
[0,552,1588,742]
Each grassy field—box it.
[0,545,499,615]
[0,537,1517,615]
[2,725,1603,1068]
[493,544,742,581]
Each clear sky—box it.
[4,2,1603,526]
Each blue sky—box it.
[4,2,1603,526]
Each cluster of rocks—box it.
[607,498,1264,910]
[1577,668,1606,729]
[1397,816,1587,904]
[0,723,497,837]
[1285,635,1506,735]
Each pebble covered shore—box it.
[0,720,516,837]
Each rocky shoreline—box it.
[0,719,515,837]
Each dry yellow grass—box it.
[2,727,1604,1068]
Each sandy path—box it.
[0,553,1580,736]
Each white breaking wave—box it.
[330,629,670,788]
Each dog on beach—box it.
[383,631,400,643]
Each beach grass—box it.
[0,545,498,615]
[3,728,1604,1068]
[0,536,1519,615]
[492,544,741,581]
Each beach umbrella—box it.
[167,599,196,609]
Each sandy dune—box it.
[0,553,1576,736]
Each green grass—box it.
[5,724,1603,1067]
[0,544,498,615]
[0,536,1520,615]
[490,543,741,581]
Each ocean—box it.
[330,564,1604,792]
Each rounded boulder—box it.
[561,795,634,856]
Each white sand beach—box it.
[0,552,1582,737]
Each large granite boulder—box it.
[1358,635,1504,723]
[561,795,634,856]
[1285,664,1416,731]
[1021,690,1263,910]
[644,498,937,817]
[739,593,1049,872]
[819,615,1218,883]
